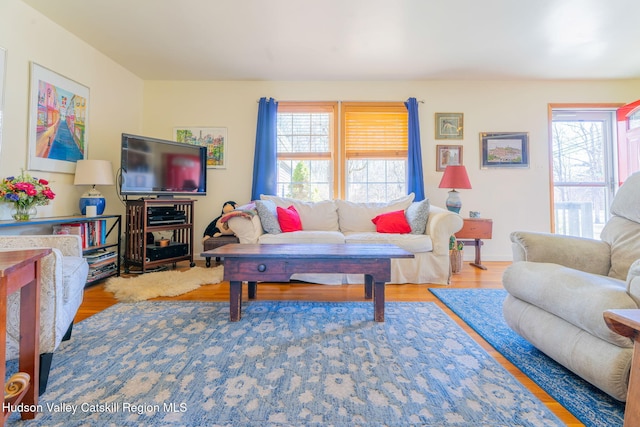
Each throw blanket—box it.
[220,202,256,223]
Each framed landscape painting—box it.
[28,63,89,174]
[480,132,529,168]
[174,126,227,169]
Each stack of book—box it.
[84,250,118,283]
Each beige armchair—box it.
[1,235,88,394]
[502,172,640,401]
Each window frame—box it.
[276,101,408,201]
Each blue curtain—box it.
[405,97,425,201]
[251,97,279,200]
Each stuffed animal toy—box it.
[202,201,237,242]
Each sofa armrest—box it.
[426,206,464,255]
[0,234,83,257]
[227,215,264,244]
[626,259,640,306]
[510,231,611,275]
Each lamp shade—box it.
[438,165,472,190]
[74,160,115,215]
[73,160,115,186]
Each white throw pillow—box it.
[335,193,415,233]
[260,195,339,231]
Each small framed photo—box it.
[480,132,529,168]
[173,127,227,169]
[435,113,463,139]
[436,145,463,171]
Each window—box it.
[276,102,408,202]
[276,102,337,201]
[342,103,408,202]
[550,107,617,239]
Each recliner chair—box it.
[502,171,640,402]
[1,234,88,394]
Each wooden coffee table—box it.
[201,243,414,322]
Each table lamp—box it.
[73,159,115,215]
[438,165,472,213]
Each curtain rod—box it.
[256,99,425,103]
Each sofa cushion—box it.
[62,256,89,305]
[260,195,339,231]
[344,232,433,253]
[503,261,637,347]
[406,199,430,235]
[277,205,303,232]
[335,193,415,233]
[601,216,640,280]
[371,210,411,234]
[255,200,282,234]
[258,231,345,244]
[610,171,640,223]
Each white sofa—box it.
[1,235,88,394]
[226,193,463,285]
[502,172,640,401]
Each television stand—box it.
[123,199,196,273]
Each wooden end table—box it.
[202,243,414,322]
[454,218,493,270]
[604,309,640,427]
[1,248,51,425]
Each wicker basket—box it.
[450,249,463,274]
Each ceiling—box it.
[22,0,640,81]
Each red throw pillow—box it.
[277,205,303,232]
[371,210,411,234]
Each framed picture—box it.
[28,63,89,174]
[436,145,463,171]
[0,47,5,162]
[435,113,463,139]
[480,132,529,168]
[173,126,227,169]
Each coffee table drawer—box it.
[224,259,290,281]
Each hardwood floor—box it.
[76,260,584,426]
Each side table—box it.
[1,248,51,425]
[454,218,493,270]
[203,235,239,267]
[604,309,640,427]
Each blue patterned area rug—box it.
[7,301,564,426]
[430,288,626,427]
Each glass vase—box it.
[11,204,37,221]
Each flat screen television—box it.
[120,133,207,198]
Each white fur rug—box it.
[104,266,224,302]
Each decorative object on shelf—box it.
[436,145,463,172]
[449,235,464,274]
[174,126,227,169]
[28,62,89,174]
[435,113,464,140]
[0,170,56,220]
[469,210,481,218]
[438,165,472,213]
[73,159,115,215]
[480,132,529,168]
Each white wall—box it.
[144,79,640,260]
[4,0,640,262]
[0,0,143,223]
